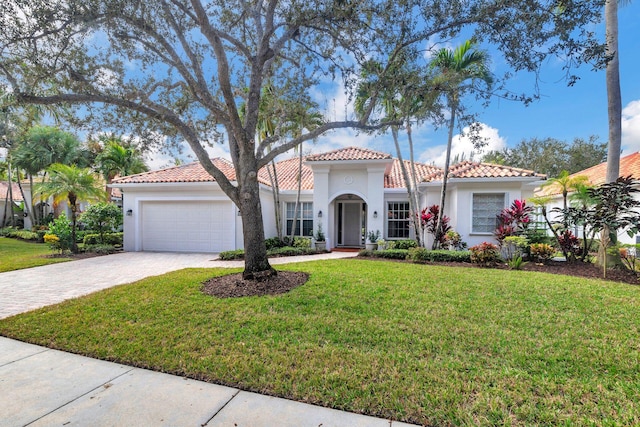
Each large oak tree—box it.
[0,0,605,278]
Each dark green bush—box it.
[218,249,244,260]
[83,232,123,246]
[219,245,319,260]
[358,249,409,260]
[268,246,316,256]
[264,237,286,250]
[0,227,16,237]
[408,248,472,263]
[388,239,418,250]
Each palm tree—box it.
[12,126,87,225]
[354,58,433,246]
[430,40,493,249]
[35,164,105,253]
[95,137,148,195]
[604,0,622,184]
[287,106,323,242]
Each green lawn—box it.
[0,237,71,272]
[1,259,639,426]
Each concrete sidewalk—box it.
[0,337,415,426]
[0,251,419,426]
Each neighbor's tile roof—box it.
[385,159,441,189]
[305,146,392,162]
[112,158,237,184]
[425,161,545,181]
[538,151,640,196]
[0,182,23,201]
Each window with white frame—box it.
[387,202,410,238]
[285,202,313,236]
[472,193,505,233]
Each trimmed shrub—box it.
[219,249,245,260]
[359,249,409,260]
[470,242,501,267]
[408,248,472,263]
[388,239,418,250]
[264,237,286,250]
[83,232,123,246]
[292,236,312,249]
[268,246,316,256]
[84,244,119,254]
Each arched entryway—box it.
[333,194,366,248]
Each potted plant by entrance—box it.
[366,230,380,250]
[314,223,326,251]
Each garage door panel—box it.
[141,201,234,252]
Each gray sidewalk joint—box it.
[202,389,241,426]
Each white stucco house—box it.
[111,146,546,253]
[538,151,640,246]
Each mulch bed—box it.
[202,271,309,298]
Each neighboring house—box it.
[538,151,640,245]
[0,181,24,227]
[111,146,546,253]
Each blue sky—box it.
[300,3,640,169]
[154,4,640,171]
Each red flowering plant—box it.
[420,205,451,247]
[494,199,533,243]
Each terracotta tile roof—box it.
[258,156,314,191]
[538,151,640,196]
[385,159,441,189]
[305,146,392,162]
[0,182,23,201]
[424,161,546,181]
[112,158,236,184]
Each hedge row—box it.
[358,248,472,263]
[219,245,322,260]
[83,232,123,246]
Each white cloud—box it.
[418,123,506,166]
[146,140,231,171]
[622,99,640,154]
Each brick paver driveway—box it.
[0,252,216,319]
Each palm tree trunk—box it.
[434,100,457,249]
[15,171,36,228]
[6,158,15,227]
[290,144,303,242]
[266,162,283,240]
[406,122,424,247]
[391,126,421,246]
[605,0,621,183]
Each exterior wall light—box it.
[373,211,378,218]
[318,210,323,218]
[126,209,133,216]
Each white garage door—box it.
[141,201,235,252]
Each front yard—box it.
[1,259,638,426]
[0,237,71,272]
